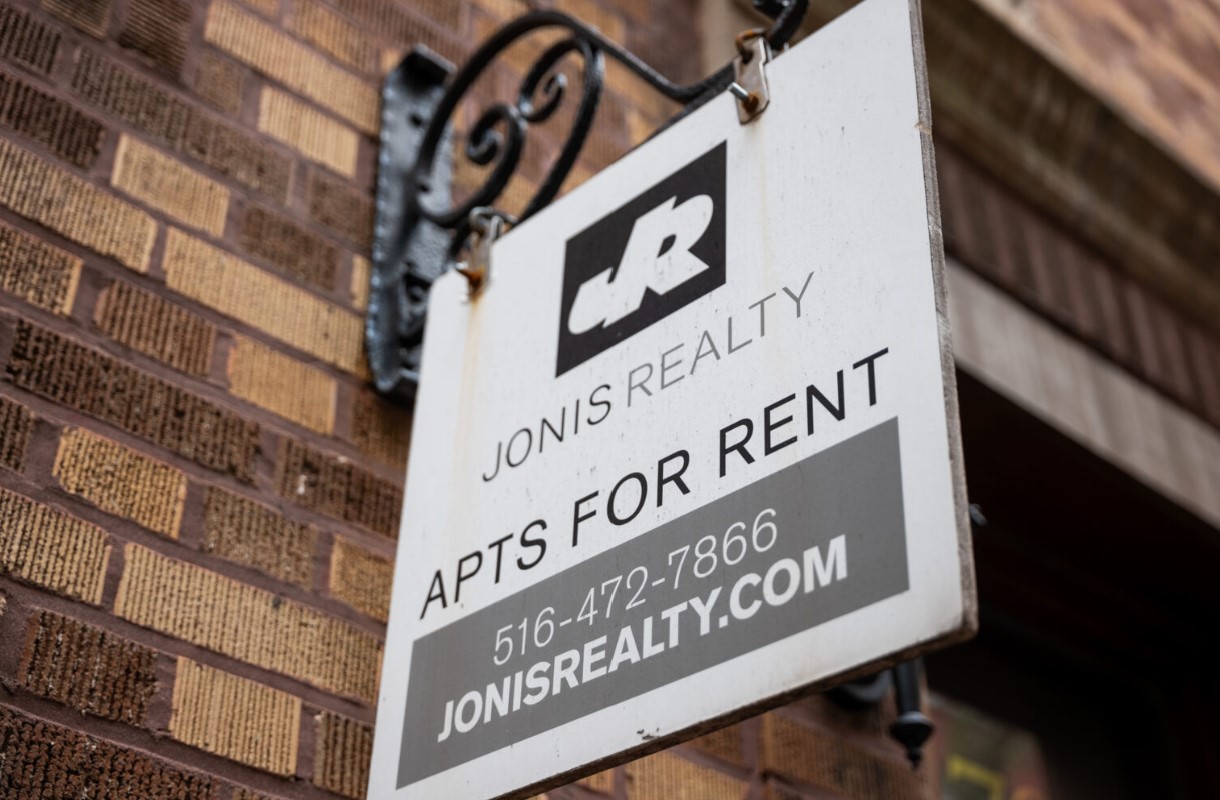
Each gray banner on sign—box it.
[397,418,908,787]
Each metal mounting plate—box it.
[367,47,455,404]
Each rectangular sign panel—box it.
[369,0,975,796]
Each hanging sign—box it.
[369,0,975,796]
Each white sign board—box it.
[369,0,975,796]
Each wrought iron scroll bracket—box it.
[367,0,809,403]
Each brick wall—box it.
[971,0,1220,197]
[0,0,420,793]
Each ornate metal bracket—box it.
[366,0,809,402]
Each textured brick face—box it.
[171,658,302,775]
[625,752,747,800]
[54,427,187,538]
[0,68,106,168]
[20,610,158,725]
[115,544,382,702]
[0,486,110,603]
[195,50,245,114]
[0,395,33,472]
[112,134,230,237]
[330,538,391,621]
[350,391,411,469]
[203,486,317,587]
[276,438,402,537]
[0,219,82,314]
[206,1,378,132]
[43,0,112,38]
[7,321,261,481]
[164,228,366,374]
[119,0,191,74]
[239,205,337,290]
[313,711,373,799]
[228,336,337,433]
[350,254,370,310]
[0,5,61,75]
[289,0,377,73]
[333,0,465,62]
[307,167,374,248]
[72,48,292,203]
[0,706,218,800]
[0,138,156,271]
[761,715,928,799]
[258,86,360,178]
[95,280,216,376]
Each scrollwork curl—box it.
[368,0,809,400]
[406,0,808,235]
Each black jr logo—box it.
[556,142,727,376]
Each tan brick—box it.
[112,135,229,237]
[258,87,359,178]
[0,220,82,314]
[95,281,216,376]
[349,391,410,469]
[0,138,156,272]
[0,486,110,604]
[164,229,365,375]
[0,396,33,472]
[115,544,381,702]
[289,0,376,73]
[313,711,372,798]
[691,724,747,768]
[228,336,337,433]
[350,254,369,311]
[625,752,746,800]
[20,610,158,724]
[196,50,245,115]
[330,538,391,621]
[204,486,316,587]
[760,714,928,799]
[54,427,186,539]
[579,768,615,792]
[206,1,378,133]
[171,658,301,775]
[43,0,111,38]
